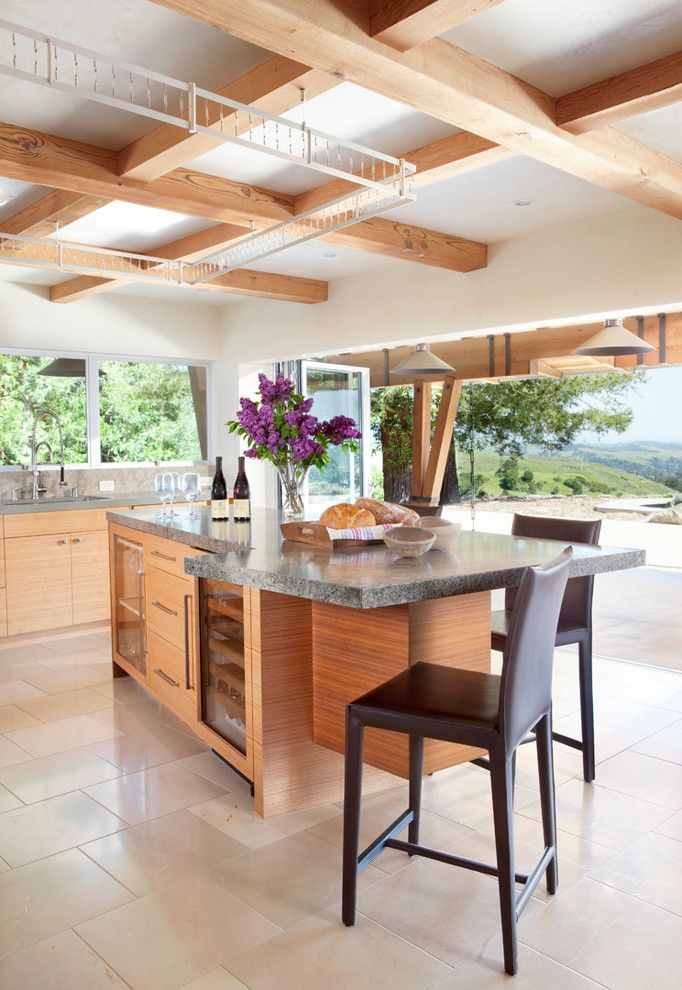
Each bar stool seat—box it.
[343,548,573,977]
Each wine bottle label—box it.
[233,498,251,519]
[211,499,229,520]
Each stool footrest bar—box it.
[357,810,413,874]
[384,838,528,884]
[552,731,584,752]
[515,846,555,918]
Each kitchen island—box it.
[107,507,644,817]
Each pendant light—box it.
[392,343,455,376]
[573,318,655,357]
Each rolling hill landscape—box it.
[454,442,682,499]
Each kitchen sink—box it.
[0,494,113,506]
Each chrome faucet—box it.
[30,409,67,500]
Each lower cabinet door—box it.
[5,533,73,635]
[71,531,110,624]
[0,588,6,638]
[147,629,197,723]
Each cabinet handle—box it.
[183,593,192,690]
[71,537,85,544]
[152,600,177,616]
[151,549,177,562]
[154,667,179,688]
[57,538,69,545]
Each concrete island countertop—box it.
[107,507,646,609]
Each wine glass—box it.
[165,472,180,517]
[154,472,171,517]
[182,472,201,519]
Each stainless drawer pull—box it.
[57,538,69,545]
[154,667,179,688]
[152,600,177,616]
[183,593,192,690]
[151,549,177,562]
[72,537,85,544]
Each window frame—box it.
[0,345,212,471]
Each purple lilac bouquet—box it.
[227,374,361,493]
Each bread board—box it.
[280,521,391,548]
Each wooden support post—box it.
[411,381,432,498]
[421,376,461,503]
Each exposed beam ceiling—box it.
[0,123,294,225]
[557,50,682,135]
[118,56,338,181]
[324,216,486,270]
[48,267,328,304]
[149,0,682,220]
[323,314,680,386]
[369,1,508,51]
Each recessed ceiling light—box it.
[512,200,533,207]
[322,252,338,258]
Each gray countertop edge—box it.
[184,547,646,609]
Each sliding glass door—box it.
[301,361,370,510]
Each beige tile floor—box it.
[0,628,680,989]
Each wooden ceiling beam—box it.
[557,50,682,134]
[0,190,110,237]
[151,0,682,220]
[118,57,338,181]
[323,215,486,270]
[0,122,294,225]
[47,267,327,304]
[369,0,508,51]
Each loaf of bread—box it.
[355,497,420,525]
[319,503,376,529]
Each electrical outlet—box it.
[99,480,115,493]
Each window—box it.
[99,360,207,463]
[0,350,209,468]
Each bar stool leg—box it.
[490,746,518,976]
[536,712,558,894]
[578,633,596,782]
[408,734,424,850]
[342,708,365,927]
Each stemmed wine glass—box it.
[181,472,201,519]
[165,472,180,517]
[154,472,171,518]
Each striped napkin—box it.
[326,522,400,540]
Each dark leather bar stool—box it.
[491,514,601,782]
[342,548,573,977]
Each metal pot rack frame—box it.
[0,19,416,286]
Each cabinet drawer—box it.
[0,588,6,637]
[146,567,193,647]
[145,534,207,581]
[148,630,196,723]
[0,538,5,589]
[4,507,123,538]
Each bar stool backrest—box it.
[499,548,573,751]
[507,514,602,629]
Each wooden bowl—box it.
[414,517,461,549]
[383,526,436,557]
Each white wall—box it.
[218,209,682,363]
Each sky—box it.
[580,365,682,445]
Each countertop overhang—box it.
[107,507,646,609]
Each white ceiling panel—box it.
[55,202,214,252]
[0,178,48,219]
[441,0,682,96]
[245,239,408,279]
[0,0,269,148]
[618,104,682,164]
[0,264,72,285]
[382,157,641,243]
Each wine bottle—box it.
[233,455,251,521]
[210,456,229,521]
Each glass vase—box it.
[275,461,311,520]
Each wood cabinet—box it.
[5,533,73,635]
[1,506,131,638]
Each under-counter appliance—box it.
[199,579,247,754]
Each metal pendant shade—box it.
[392,343,455,375]
[573,318,656,357]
